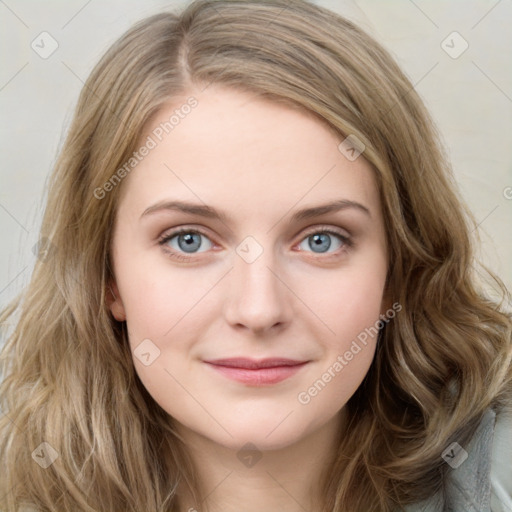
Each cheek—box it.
[118,264,208,343]
[297,344,376,418]
[296,276,383,414]
[306,262,387,345]
[300,261,386,393]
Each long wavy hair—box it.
[1,1,511,511]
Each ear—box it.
[106,279,126,322]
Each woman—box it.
[1,1,511,510]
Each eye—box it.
[158,226,352,262]
[158,228,213,260]
[297,228,351,255]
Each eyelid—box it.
[299,224,351,239]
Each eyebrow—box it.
[140,199,371,223]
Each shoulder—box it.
[403,406,512,512]
[490,405,512,511]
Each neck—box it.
[175,411,344,512]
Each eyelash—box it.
[157,226,353,262]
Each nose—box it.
[223,245,293,335]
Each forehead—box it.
[116,85,380,223]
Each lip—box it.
[204,357,307,369]
[203,358,309,386]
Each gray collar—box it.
[403,408,497,511]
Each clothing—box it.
[404,407,512,511]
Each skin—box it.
[108,84,389,512]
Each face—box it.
[108,85,389,451]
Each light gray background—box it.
[1,0,511,315]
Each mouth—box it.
[203,358,310,386]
